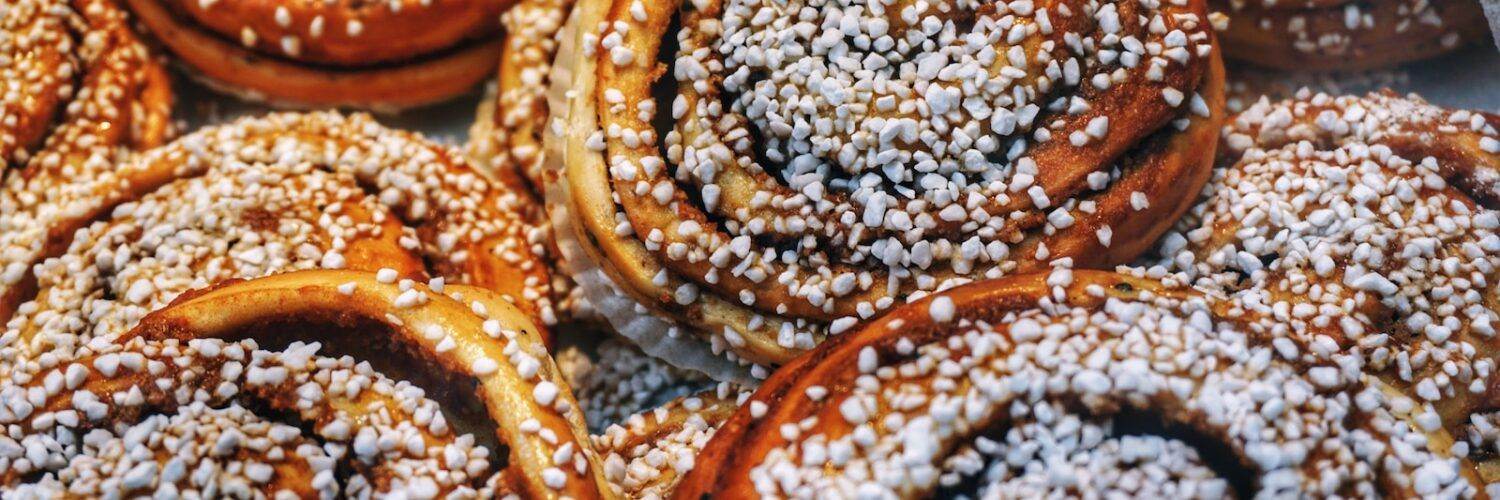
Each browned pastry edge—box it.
[0,0,175,320]
[553,0,1228,367]
[150,0,509,65]
[1216,0,1490,71]
[125,0,503,109]
[675,271,1190,497]
[124,270,610,498]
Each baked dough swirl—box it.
[0,0,172,172]
[678,270,1485,497]
[548,0,1227,375]
[122,0,513,109]
[1155,92,1500,485]
[0,270,609,498]
[1213,0,1490,71]
[0,112,555,377]
[0,0,173,319]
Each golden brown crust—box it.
[0,113,556,376]
[129,270,609,498]
[471,0,575,193]
[124,0,509,109]
[592,389,742,497]
[0,0,175,165]
[469,0,590,324]
[552,0,1227,367]
[1157,91,1500,486]
[1008,51,1228,270]
[0,0,175,320]
[1215,0,1489,71]
[678,272,1175,497]
[155,0,509,65]
[0,0,174,166]
[678,270,1483,497]
[0,8,67,166]
[0,270,609,497]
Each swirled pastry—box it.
[0,0,173,318]
[0,270,610,497]
[1154,91,1500,484]
[0,112,556,377]
[547,0,1227,377]
[679,270,1484,497]
[1214,0,1490,71]
[122,0,512,109]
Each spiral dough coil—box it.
[547,0,1228,375]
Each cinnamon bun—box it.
[679,269,1484,497]
[0,0,174,321]
[1154,91,1500,484]
[122,0,512,109]
[1,270,610,497]
[547,0,1227,377]
[0,112,556,374]
[1214,0,1490,71]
